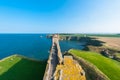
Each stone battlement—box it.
[43,34,86,80]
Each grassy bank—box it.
[0,55,46,80]
[69,49,120,80]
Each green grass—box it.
[86,34,120,37]
[0,55,46,80]
[69,49,120,80]
[59,34,120,38]
[116,53,120,58]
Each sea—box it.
[0,34,84,60]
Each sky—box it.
[0,0,120,33]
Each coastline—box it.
[57,34,120,62]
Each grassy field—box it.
[59,33,120,37]
[116,53,120,58]
[87,34,120,37]
[69,49,120,80]
[0,55,46,80]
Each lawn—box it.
[69,49,120,80]
[0,55,46,80]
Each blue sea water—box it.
[0,34,84,60]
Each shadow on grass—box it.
[0,58,46,80]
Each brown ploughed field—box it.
[94,37,120,50]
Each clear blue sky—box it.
[0,0,120,33]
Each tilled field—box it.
[95,37,120,50]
